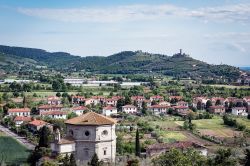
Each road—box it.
[0,124,35,150]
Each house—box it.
[14,116,31,127]
[192,97,209,110]
[8,108,31,117]
[231,107,248,116]
[72,106,88,116]
[47,96,61,105]
[211,97,225,106]
[244,97,250,111]
[105,96,123,106]
[122,105,137,114]
[158,101,171,106]
[92,96,106,105]
[177,101,188,107]
[41,111,67,119]
[71,96,85,104]
[28,119,49,132]
[148,105,169,115]
[169,96,183,101]
[102,106,117,116]
[51,112,116,165]
[173,106,189,116]
[146,141,207,157]
[38,105,63,114]
[150,95,164,102]
[84,98,100,106]
[131,96,145,107]
[209,106,225,114]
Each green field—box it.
[236,118,250,130]
[157,130,187,143]
[0,136,30,165]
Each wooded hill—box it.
[0,45,241,81]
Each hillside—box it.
[0,45,241,80]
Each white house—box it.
[41,111,67,119]
[122,105,137,114]
[47,96,61,105]
[177,101,188,107]
[102,106,117,116]
[72,106,88,116]
[231,107,248,116]
[51,112,117,165]
[8,108,31,117]
[150,95,164,102]
[38,105,63,114]
[148,105,169,115]
[14,116,31,127]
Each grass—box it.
[205,84,250,89]
[0,136,30,165]
[236,118,250,130]
[157,130,187,143]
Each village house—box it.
[158,101,171,106]
[105,96,123,106]
[131,96,145,108]
[8,108,31,117]
[38,105,63,114]
[148,105,169,115]
[102,106,117,116]
[122,105,138,114]
[169,96,183,101]
[84,98,100,106]
[231,107,248,116]
[146,141,207,157]
[41,111,67,119]
[192,97,209,110]
[211,97,225,106]
[173,106,189,116]
[28,119,50,132]
[150,95,164,102]
[50,112,116,165]
[92,96,106,105]
[47,96,61,105]
[209,106,225,114]
[72,106,88,116]
[243,97,250,111]
[177,101,189,107]
[14,116,31,127]
[71,96,85,104]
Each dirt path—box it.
[0,124,35,150]
[181,130,216,146]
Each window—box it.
[85,130,90,136]
[103,148,107,155]
[69,129,74,136]
[101,130,108,137]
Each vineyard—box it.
[0,136,30,165]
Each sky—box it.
[0,0,250,66]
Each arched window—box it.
[69,129,74,136]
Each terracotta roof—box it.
[8,108,30,113]
[173,106,189,109]
[58,137,75,145]
[14,116,32,122]
[41,111,67,115]
[149,105,170,108]
[209,106,225,109]
[38,105,63,109]
[150,95,163,99]
[29,119,47,126]
[232,107,246,110]
[131,96,145,100]
[65,112,116,126]
[47,96,60,101]
[72,106,88,111]
[72,96,85,99]
[122,105,137,108]
[169,96,182,99]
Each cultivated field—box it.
[0,136,30,165]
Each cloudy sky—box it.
[0,0,250,66]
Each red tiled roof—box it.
[8,108,30,113]
[14,116,31,122]
[72,106,88,111]
[122,105,137,108]
[65,112,116,125]
[150,95,163,99]
[38,105,63,109]
[149,105,170,108]
[173,106,189,109]
[29,119,47,126]
[47,96,60,101]
[232,107,246,110]
[41,111,67,115]
[169,96,182,99]
[131,96,145,100]
[209,106,225,109]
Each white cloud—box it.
[17,3,250,23]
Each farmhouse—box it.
[38,105,63,114]
[51,112,116,165]
[41,111,67,119]
[122,105,137,114]
[47,96,61,105]
[8,108,30,117]
[72,106,88,116]
[28,119,49,132]
[14,116,31,127]
[150,95,164,102]
[177,101,188,107]
[173,106,189,116]
[209,106,225,114]
[146,141,207,157]
[231,107,248,116]
[102,106,117,116]
[148,105,169,115]
[71,96,85,104]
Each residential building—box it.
[8,108,30,117]
[41,111,67,119]
[47,96,61,105]
[122,105,137,114]
[102,106,117,116]
[148,105,169,115]
[28,119,49,132]
[231,107,248,116]
[209,106,225,114]
[177,101,188,107]
[72,106,88,116]
[38,105,63,114]
[71,96,85,104]
[14,116,31,127]
[150,95,164,102]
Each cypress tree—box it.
[69,153,77,166]
[38,126,51,148]
[135,128,140,157]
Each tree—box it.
[116,98,125,111]
[23,95,27,107]
[209,148,238,166]
[135,128,140,157]
[89,153,101,166]
[69,153,77,166]
[206,100,212,110]
[215,100,221,106]
[56,92,61,97]
[197,101,202,110]
[125,95,132,105]
[62,153,70,166]
[38,126,51,148]
[27,146,43,166]
[67,112,78,119]
[141,101,147,115]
